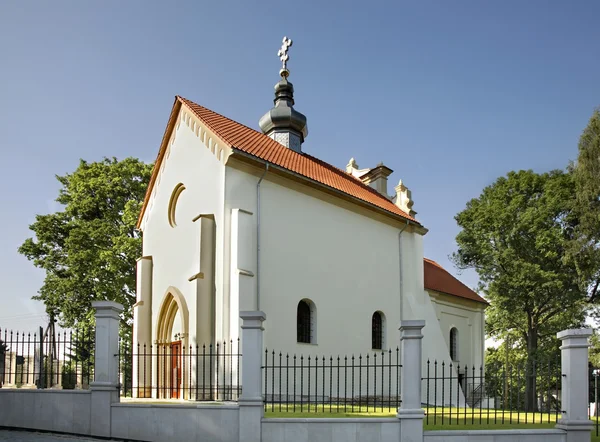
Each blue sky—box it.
[0,1,598,331]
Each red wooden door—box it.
[170,341,182,399]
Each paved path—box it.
[0,430,106,441]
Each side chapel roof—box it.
[137,96,421,228]
[423,258,488,305]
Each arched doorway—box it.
[156,288,189,399]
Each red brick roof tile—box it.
[138,96,420,228]
[424,258,487,304]
[178,96,418,224]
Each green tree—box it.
[453,170,587,411]
[18,157,153,328]
[484,332,562,411]
[571,109,600,306]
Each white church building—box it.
[133,39,486,400]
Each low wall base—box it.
[111,403,240,442]
[424,429,567,442]
[262,418,400,442]
[0,389,91,435]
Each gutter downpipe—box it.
[398,219,410,325]
[256,163,270,311]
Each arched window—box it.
[372,311,384,350]
[297,300,315,344]
[450,327,459,362]
[168,183,186,227]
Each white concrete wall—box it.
[111,403,239,442]
[262,418,400,442]
[141,110,226,348]
[424,429,566,442]
[0,390,91,435]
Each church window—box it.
[450,327,459,362]
[297,299,316,344]
[372,311,384,349]
[168,183,186,227]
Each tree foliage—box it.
[571,109,600,304]
[453,170,587,410]
[19,157,153,328]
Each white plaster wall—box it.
[111,403,239,442]
[227,167,404,356]
[225,165,458,372]
[429,293,485,370]
[0,390,91,435]
[141,111,226,347]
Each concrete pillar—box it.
[90,301,123,438]
[397,320,425,442]
[556,328,593,442]
[238,311,266,442]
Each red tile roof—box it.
[424,258,487,304]
[138,96,419,228]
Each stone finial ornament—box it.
[395,179,416,217]
[346,158,358,173]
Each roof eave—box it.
[229,148,427,233]
[136,98,183,229]
[426,286,489,306]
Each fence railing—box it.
[119,339,241,401]
[421,358,563,426]
[0,327,94,390]
[262,348,402,413]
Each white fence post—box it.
[239,311,266,442]
[90,301,123,438]
[397,320,425,442]
[556,328,593,442]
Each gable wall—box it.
[141,112,226,346]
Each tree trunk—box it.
[525,330,538,412]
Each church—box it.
[133,37,487,400]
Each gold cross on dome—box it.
[277,36,293,71]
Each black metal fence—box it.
[0,327,94,390]
[589,366,600,437]
[262,348,402,413]
[422,358,563,426]
[119,339,241,401]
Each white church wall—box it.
[141,110,226,348]
[224,162,454,369]
[258,178,403,357]
[396,234,468,404]
[429,293,486,370]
